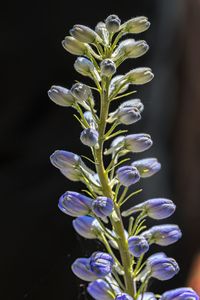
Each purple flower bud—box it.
[80,128,99,147]
[142,224,182,246]
[73,216,101,239]
[132,158,161,178]
[90,252,114,277]
[128,236,149,257]
[160,288,199,300]
[100,59,116,77]
[48,86,75,107]
[74,57,101,81]
[116,166,140,187]
[115,293,133,300]
[87,279,115,300]
[71,257,98,282]
[50,150,80,169]
[137,293,156,300]
[122,198,176,219]
[147,254,179,281]
[124,134,153,153]
[58,191,92,217]
[105,15,121,33]
[120,99,144,112]
[92,197,114,218]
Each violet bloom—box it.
[142,224,182,246]
[116,166,140,187]
[124,134,153,153]
[58,191,92,217]
[132,158,161,178]
[73,216,101,239]
[92,197,114,218]
[122,198,176,219]
[160,288,199,300]
[87,279,115,300]
[80,128,99,147]
[128,236,149,257]
[90,252,114,277]
[71,257,98,282]
[115,293,133,300]
[147,253,179,281]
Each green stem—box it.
[94,77,135,297]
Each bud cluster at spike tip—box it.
[48,13,197,300]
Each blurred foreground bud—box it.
[80,128,99,147]
[124,134,153,153]
[132,158,161,178]
[128,235,149,257]
[72,257,98,281]
[116,166,140,187]
[73,215,101,239]
[90,252,114,277]
[115,293,133,300]
[74,57,101,81]
[121,17,150,34]
[48,86,75,107]
[70,24,101,43]
[58,191,92,217]
[142,224,182,246]
[122,198,176,218]
[112,39,149,62]
[105,15,121,33]
[100,59,116,77]
[62,36,87,55]
[92,197,113,218]
[87,279,115,300]
[125,68,154,85]
[160,288,199,300]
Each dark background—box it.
[1,0,200,299]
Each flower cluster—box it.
[49,14,199,300]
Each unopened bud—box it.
[62,36,87,55]
[80,128,99,147]
[48,85,75,107]
[74,57,101,81]
[95,22,109,45]
[121,16,150,34]
[70,24,102,44]
[125,67,154,85]
[105,14,121,33]
[100,59,116,77]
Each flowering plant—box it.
[48,14,199,300]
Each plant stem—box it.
[94,77,135,297]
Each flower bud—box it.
[100,59,116,77]
[105,15,121,33]
[92,197,114,218]
[74,57,101,81]
[62,36,87,55]
[71,257,98,281]
[116,294,133,300]
[108,106,141,125]
[84,111,95,125]
[124,134,153,153]
[116,166,140,187]
[50,150,80,169]
[48,85,75,107]
[122,198,176,219]
[137,293,156,300]
[121,17,150,34]
[90,252,114,278]
[95,22,109,45]
[142,224,182,246]
[73,215,102,239]
[71,82,93,103]
[147,254,180,281]
[58,191,92,217]
[70,24,101,43]
[128,236,149,257]
[132,158,161,178]
[125,68,154,85]
[80,128,99,147]
[109,75,129,96]
[87,279,115,300]
[160,288,199,300]
[119,99,144,112]
[112,39,149,62]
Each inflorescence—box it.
[48,14,199,300]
